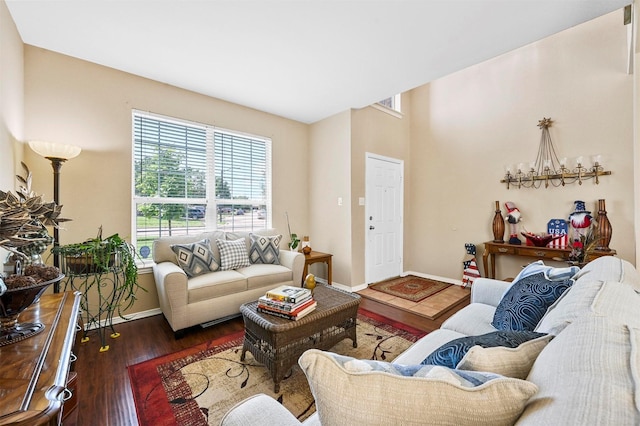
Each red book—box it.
[258,299,316,316]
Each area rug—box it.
[369,275,450,302]
[128,310,425,426]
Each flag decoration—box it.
[547,219,569,249]
[462,243,481,287]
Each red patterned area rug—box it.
[128,309,425,426]
[369,275,450,302]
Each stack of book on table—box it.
[258,285,316,320]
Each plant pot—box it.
[64,252,119,275]
[0,274,64,346]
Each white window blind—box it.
[132,111,271,260]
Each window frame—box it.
[131,110,272,263]
[373,94,403,118]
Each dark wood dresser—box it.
[0,292,82,425]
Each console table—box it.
[0,291,82,425]
[482,241,616,279]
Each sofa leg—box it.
[174,329,186,340]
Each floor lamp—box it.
[28,141,81,293]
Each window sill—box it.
[136,260,155,275]
[371,103,403,119]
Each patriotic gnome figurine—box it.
[462,243,481,287]
[568,200,593,248]
[505,201,522,245]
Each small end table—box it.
[302,251,332,285]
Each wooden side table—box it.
[482,241,616,279]
[301,251,332,285]
[0,291,82,425]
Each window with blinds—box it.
[132,110,271,261]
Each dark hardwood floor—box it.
[66,290,468,425]
[67,314,245,426]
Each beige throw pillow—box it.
[299,349,538,426]
[457,334,553,379]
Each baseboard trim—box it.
[83,308,162,331]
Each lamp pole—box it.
[47,157,66,290]
[28,141,81,293]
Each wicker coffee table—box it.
[240,283,361,392]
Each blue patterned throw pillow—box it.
[421,330,547,369]
[492,271,574,331]
[249,234,282,265]
[170,238,219,277]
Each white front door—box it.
[365,153,403,285]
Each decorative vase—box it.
[301,236,312,254]
[492,201,505,243]
[595,199,612,251]
[0,274,63,346]
[304,274,316,294]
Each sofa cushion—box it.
[299,349,538,426]
[153,231,226,264]
[441,303,498,336]
[421,330,547,370]
[187,270,247,303]
[249,234,281,265]
[457,334,553,379]
[518,316,640,426]
[572,255,640,291]
[534,279,604,335]
[237,264,294,290]
[170,238,219,277]
[511,260,579,283]
[492,271,573,331]
[217,238,251,270]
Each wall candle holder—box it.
[500,118,611,189]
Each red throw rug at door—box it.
[128,309,425,426]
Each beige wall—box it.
[3,4,635,316]
[0,0,23,189]
[349,98,412,287]
[308,111,351,285]
[22,46,310,315]
[407,9,634,280]
[0,1,24,263]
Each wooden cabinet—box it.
[482,241,616,279]
[0,292,81,425]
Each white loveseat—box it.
[221,255,640,425]
[152,229,304,336]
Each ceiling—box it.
[6,1,630,124]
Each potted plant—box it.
[285,211,300,251]
[0,162,66,266]
[52,226,144,316]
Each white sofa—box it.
[152,229,304,336]
[221,255,640,425]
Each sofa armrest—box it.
[221,394,303,426]
[153,261,189,332]
[278,250,305,285]
[471,277,512,306]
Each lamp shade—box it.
[28,141,81,160]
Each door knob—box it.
[369,226,375,230]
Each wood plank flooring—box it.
[65,285,470,425]
[357,283,471,333]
